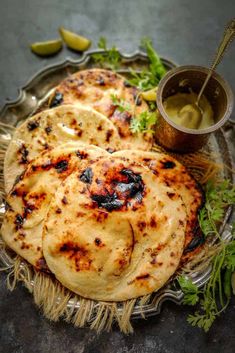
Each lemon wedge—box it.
[59,27,91,51]
[141,87,158,101]
[30,39,62,56]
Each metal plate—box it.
[0,50,234,320]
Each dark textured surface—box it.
[0,0,235,352]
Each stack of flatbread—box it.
[1,69,203,301]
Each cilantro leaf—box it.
[223,240,235,271]
[127,38,166,91]
[199,181,235,238]
[110,94,131,112]
[187,311,216,332]
[91,37,121,70]
[180,180,235,332]
[97,36,107,49]
[141,37,167,79]
[178,276,200,306]
[130,111,158,134]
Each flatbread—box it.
[43,156,187,301]
[1,142,108,270]
[48,68,153,151]
[4,104,121,193]
[113,150,204,261]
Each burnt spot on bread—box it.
[18,144,29,164]
[97,77,105,86]
[106,147,115,154]
[90,168,145,212]
[136,274,150,280]
[150,216,157,228]
[27,120,40,131]
[62,196,68,205]
[13,171,26,188]
[56,208,62,214]
[161,160,176,169]
[96,211,108,222]
[106,129,113,142]
[167,192,176,199]
[119,169,144,198]
[15,214,24,229]
[60,241,83,254]
[97,124,103,131]
[76,130,83,137]
[43,143,50,150]
[94,237,104,247]
[30,156,70,175]
[91,193,124,211]
[20,242,31,250]
[59,241,91,271]
[76,211,86,217]
[80,168,93,184]
[23,203,35,217]
[137,221,146,231]
[49,91,63,108]
[45,126,52,134]
[54,160,68,173]
[150,251,158,264]
[18,231,26,240]
[35,257,50,272]
[11,189,47,227]
[76,150,88,160]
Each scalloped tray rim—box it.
[0,49,234,320]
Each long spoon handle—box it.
[197,18,235,104]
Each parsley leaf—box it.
[199,180,235,238]
[187,311,216,332]
[179,180,235,332]
[110,94,131,112]
[223,240,235,271]
[130,111,158,134]
[141,37,167,79]
[178,276,200,306]
[91,37,121,69]
[128,38,166,91]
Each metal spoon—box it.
[179,18,235,128]
[197,18,235,105]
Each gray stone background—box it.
[0,0,234,352]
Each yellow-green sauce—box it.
[163,92,214,129]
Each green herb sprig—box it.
[178,180,235,332]
[199,180,235,237]
[128,38,166,91]
[130,111,158,134]
[91,37,121,69]
[110,94,131,113]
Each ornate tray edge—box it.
[0,50,234,321]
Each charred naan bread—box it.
[4,104,121,193]
[43,156,187,301]
[113,150,204,261]
[48,68,153,151]
[1,142,108,270]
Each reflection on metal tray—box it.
[0,50,234,320]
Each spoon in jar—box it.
[178,18,235,129]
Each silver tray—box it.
[0,50,234,320]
